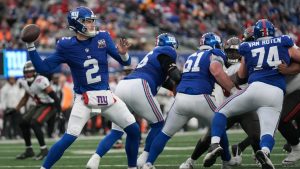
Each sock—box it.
[147,131,171,164]
[238,136,251,152]
[211,112,227,138]
[124,123,140,167]
[31,121,46,147]
[144,121,164,152]
[42,133,77,169]
[260,134,274,152]
[220,132,231,161]
[96,129,124,157]
[20,121,32,147]
[191,129,211,160]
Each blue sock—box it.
[260,134,275,152]
[42,133,77,169]
[211,112,227,137]
[124,122,140,167]
[220,132,231,161]
[96,129,124,157]
[147,131,171,164]
[144,121,164,152]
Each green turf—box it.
[0,131,299,169]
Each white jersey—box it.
[286,73,300,95]
[19,75,54,104]
[213,63,248,105]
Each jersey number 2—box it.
[84,59,101,84]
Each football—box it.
[20,24,40,43]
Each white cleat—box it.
[231,144,242,166]
[282,147,300,166]
[179,157,195,169]
[137,151,149,168]
[86,153,101,169]
[142,162,156,169]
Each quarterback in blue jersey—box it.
[86,33,182,169]
[204,19,300,169]
[24,6,140,169]
[142,32,237,169]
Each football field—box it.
[0,130,299,169]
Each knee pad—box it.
[66,125,82,137]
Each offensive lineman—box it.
[86,33,181,169]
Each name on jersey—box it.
[248,37,281,47]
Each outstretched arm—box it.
[26,42,65,74]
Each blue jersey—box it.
[177,49,226,95]
[239,35,293,91]
[125,46,177,95]
[28,31,130,94]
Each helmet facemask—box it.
[78,17,97,37]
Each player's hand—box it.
[117,38,131,55]
[278,60,289,74]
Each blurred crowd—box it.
[0,0,299,51]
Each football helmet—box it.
[243,26,255,42]
[156,33,179,49]
[254,19,275,39]
[67,6,97,37]
[23,61,37,84]
[224,37,242,65]
[199,32,222,50]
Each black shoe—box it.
[283,143,292,153]
[255,150,275,169]
[34,148,48,160]
[16,148,35,160]
[203,143,223,167]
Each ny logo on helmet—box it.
[71,11,79,19]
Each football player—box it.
[179,31,261,169]
[142,32,237,169]
[15,61,61,160]
[86,33,181,169]
[203,19,300,169]
[276,52,300,165]
[24,6,140,169]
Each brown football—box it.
[21,24,40,43]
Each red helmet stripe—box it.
[262,19,267,37]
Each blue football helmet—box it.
[254,19,275,39]
[199,32,222,50]
[67,6,97,37]
[156,33,179,49]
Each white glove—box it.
[26,42,35,51]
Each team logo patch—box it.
[71,11,79,19]
[98,39,106,48]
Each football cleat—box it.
[86,153,101,169]
[231,144,242,165]
[255,150,275,169]
[34,148,48,160]
[137,151,149,168]
[16,148,35,160]
[282,146,300,166]
[283,143,292,153]
[203,143,223,167]
[179,157,195,169]
[142,162,156,169]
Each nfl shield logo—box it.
[98,39,106,48]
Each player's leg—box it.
[16,106,37,159]
[144,98,190,168]
[278,90,300,165]
[31,105,56,160]
[118,79,165,166]
[100,96,140,169]
[41,94,91,169]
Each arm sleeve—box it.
[48,91,61,112]
[27,42,66,74]
[157,54,181,84]
[105,32,131,66]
